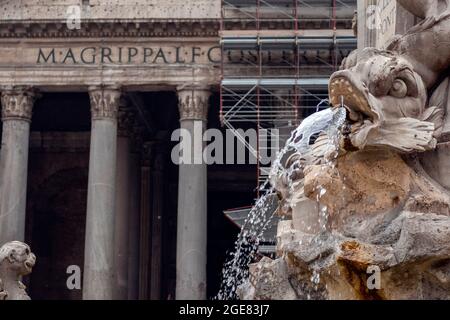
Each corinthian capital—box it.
[1,88,36,122]
[177,87,211,121]
[89,86,121,120]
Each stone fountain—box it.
[0,241,36,300]
[240,0,450,300]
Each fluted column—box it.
[0,88,35,245]
[175,86,210,300]
[127,137,141,300]
[150,148,165,300]
[138,142,153,299]
[83,86,121,300]
[113,106,135,300]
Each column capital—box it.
[88,86,121,120]
[176,86,211,121]
[0,87,36,122]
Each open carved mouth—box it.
[24,260,34,271]
[329,75,379,135]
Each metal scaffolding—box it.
[220,0,357,194]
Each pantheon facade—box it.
[0,0,355,300]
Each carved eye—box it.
[25,248,30,255]
[389,79,408,98]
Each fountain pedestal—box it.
[291,200,321,234]
[237,0,450,301]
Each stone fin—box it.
[428,77,450,139]
[363,119,436,153]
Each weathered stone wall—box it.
[0,0,221,21]
[357,0,416,49]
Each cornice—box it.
[0,19,353,39]
[0,19,220,39]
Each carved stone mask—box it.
[0,241,36,276]
[328,48,442,153]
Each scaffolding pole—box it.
[220,0,356,193]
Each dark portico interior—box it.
[12,91,255,299]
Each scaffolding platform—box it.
[220,0,357,245]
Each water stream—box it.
[216,105,347,300]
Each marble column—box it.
[83,86,121,300]
[138,142,153,299]
[175,86,210,300]
[357,0,376,50]
[0,88,35,245]
[113,106,135,300]
[127,139,141,300]
[150,149,165,300]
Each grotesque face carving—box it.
[0,241,36,276]
[329,48,441,153]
